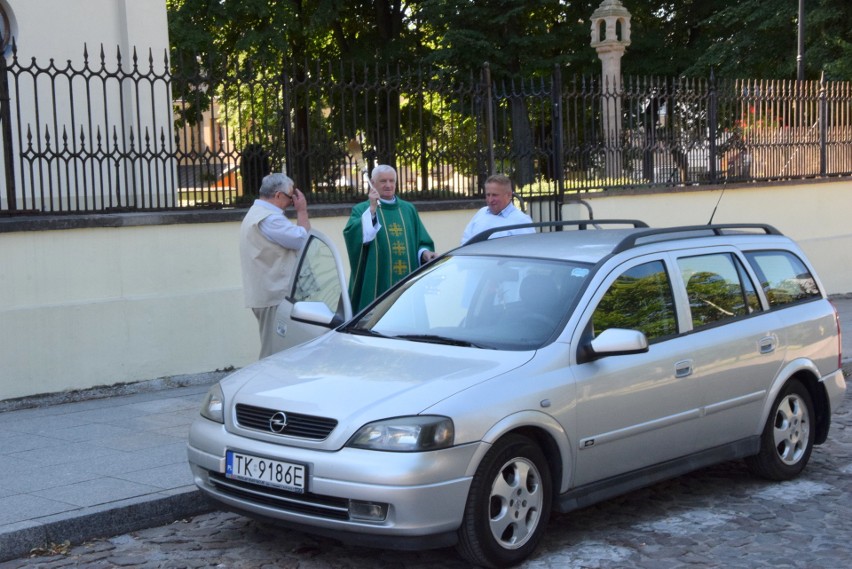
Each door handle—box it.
[759,337,775,354]
[675,359,693,378]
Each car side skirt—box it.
[556,436,760,513]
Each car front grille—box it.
[235,404,337,440]
[208,471,350,520]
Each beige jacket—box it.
[239,203,300,308]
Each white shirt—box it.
[255,199,308,250]
[461,203,534,245]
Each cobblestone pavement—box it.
[2,388,849,569]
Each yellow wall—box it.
[1,181,850,401]
[0,209,472,401]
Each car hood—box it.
[223,331,534,445]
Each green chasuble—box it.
[343,198,435,312]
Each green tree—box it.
[805,0,852,80]
[419,0,586,185]
[165,0,851,196]
[620,0,730,77]
[671,0,852,80]
[167,1,430,191]
[167,1,342,191]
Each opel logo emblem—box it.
[269,412,288,433]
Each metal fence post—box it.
[0,48,15,210]
[282,65,293,182]
[708,70,718,184]
[819,73,827,176]
[483,62,494,176]
[417,65,431,193]
[552,64,564,222]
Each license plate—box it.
[225,450,307,493]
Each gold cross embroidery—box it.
[388,223,404,237]
[393,259,408,275]
[392,241,407,256]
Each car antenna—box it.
[707,180,727,225]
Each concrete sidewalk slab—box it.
[0,378,223,562]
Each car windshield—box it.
[345,255,592,350]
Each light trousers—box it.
[252,306,288,359]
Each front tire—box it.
[746,378,815,480]
[457,434,552,568]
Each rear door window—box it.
[744,250,821,307]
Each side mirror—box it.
[587,328,649,359]
[291,301,340,327]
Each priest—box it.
[344,165,437,312]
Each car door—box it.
[570,255,707,486]
[275,230,352,348]
[675,249,785,446]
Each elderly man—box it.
[343,164,436,311]
[239,173,311,359]
[461,174,535,244]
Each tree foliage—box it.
[164,1,850,195]
[665,0,851,80]
[418,0,579,77]
[168,0,851,81]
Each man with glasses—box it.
[239,173,311,358]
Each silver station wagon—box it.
[187,221,846,568]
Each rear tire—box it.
[746,379,815,480]
[456,434,552,568]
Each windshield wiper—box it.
[346,327,392,339]
[394,334,487,348]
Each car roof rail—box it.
[611,223,783,254]
[466,219,649,245]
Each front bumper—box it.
[187,417,481,547]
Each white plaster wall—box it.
[3,0,173,211]
[4,0,168,61]
[1,183,850,401]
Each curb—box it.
[0,371,229,413]
[0,488,216,563]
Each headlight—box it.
[347,416,454,452]
[199,383,225,424]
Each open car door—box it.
[275,230,352,348]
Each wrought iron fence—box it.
[1,43,851,217]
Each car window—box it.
[350,255,592,350]
[291,235,346,319]
[678,253,761,329]
[744,250,821,307]
[592,260,677,342]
